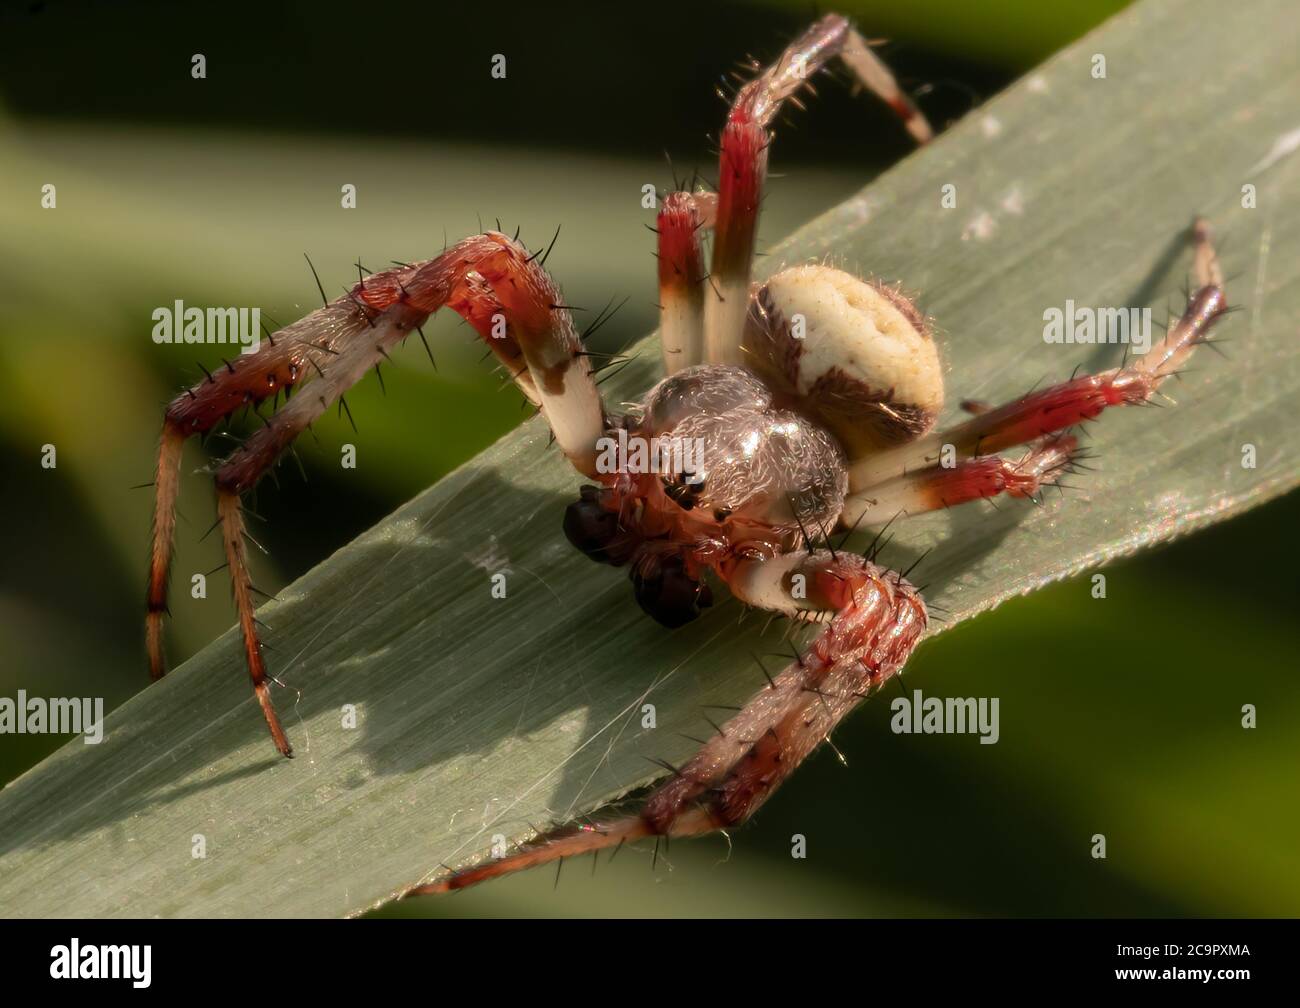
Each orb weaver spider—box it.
[144,14,1227,892]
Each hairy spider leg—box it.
[407,550,925,894]
[206,308,424,757]
[148,232,605,756]
[656,191,715,375]
[354,232,606,476]
[840,434,1079,526]
[147,304,357,685]
[703,13,933,366]
[846,220,1228,498]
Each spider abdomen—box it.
[743,265,944,461]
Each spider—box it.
[145,14,1228,891]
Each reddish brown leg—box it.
[656,191,715,374]
[145,324,324,684]
[705,13,933,364]
[407,550,926,895]
[849,220,1228,493]
[841,434,1080,526]
[215,491,293,757]
[146,232,608,756]
[146,423,186,680]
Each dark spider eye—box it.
[662,474,705,510]
[563,486,634,565]
[631,556,713,628]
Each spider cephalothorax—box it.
[144,14,1228,892]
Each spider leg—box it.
[704,13,932,366]
[657,191,716,374]
[381,232,607,476]
[841,434,1078,526]
[147,232,606,755]
[214,490,293,756]
[447,271,540,407]
[849,219,1227,492]
[146,425,185,681]
[146,302,354,683]
[211,307,424,756]
[407,549,926,895]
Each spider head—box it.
[637,364,847,535]
[657,408,848,538]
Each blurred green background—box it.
[0,0,1295,917]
